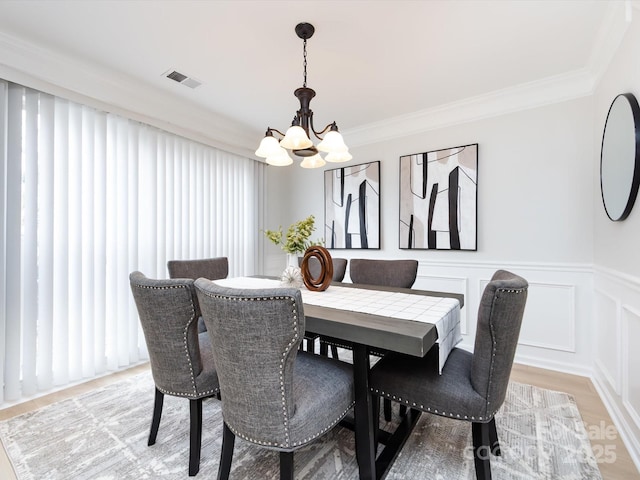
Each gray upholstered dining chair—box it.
[168,257,229,332]
[349,258,418,288]
[167,256,229,281]
[194,280,355,480]
[129,271,220,476]
[369,270,528,480]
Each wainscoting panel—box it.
[593,267,640,471]
[493,280,575,353]
[520,282,575,352]
[623,305,640,431]
[594,288,621,395]
[410,261,593,376]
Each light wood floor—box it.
[0,362,638,479]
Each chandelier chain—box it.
[303,38,307,88]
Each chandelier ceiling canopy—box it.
[255,22,352,169]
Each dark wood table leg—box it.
[353,343,375,480]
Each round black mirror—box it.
[600,93,640,221]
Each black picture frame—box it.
[399,144,478,250]
[324,161,380,249]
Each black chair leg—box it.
[279,451,294,480]
[372,394,380,453]
[330,345,339,359]
[471,422,492,480]
[306,337,316,353]
[148,388,164,446]
[218,423,236,480]
[487,417,501,456]
[399,404,407,417]
[383,398,392,421]
[320,341,329,356]
[189,398,203,476]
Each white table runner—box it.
[213,277,461,373]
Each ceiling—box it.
[0,0,622,147]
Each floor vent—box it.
[163,69,202,89]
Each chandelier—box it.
[255,22,352,169]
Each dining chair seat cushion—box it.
[286,351,354,449]
[370,347,492,422]
[222,350,353,450]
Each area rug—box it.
[0,371,602,479]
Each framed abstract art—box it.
[324,161,380,249]
[399,144,478,250]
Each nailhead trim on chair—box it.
[290,401,355,448]
[202,291,355,449]
[369,388,499,421]
[136,283,218,399]
[203,293,299,448]
[483,286,527,418]
[368,285,526,422]
[225,401,355,450]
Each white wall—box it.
[592,11,640,470]
[272,96,595,374]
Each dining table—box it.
[214,276,464,480]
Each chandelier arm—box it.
[267,128,287,138]
[309,120,337,140]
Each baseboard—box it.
[592,368,640,473]
[513,352,593,378]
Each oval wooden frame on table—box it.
[301,246,334,291]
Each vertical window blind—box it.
[0,79,266,404]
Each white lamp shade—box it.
[300,154,326,169]
[255,135,281,158]
[325,150,353,163]
[316,130,348,153]
[265,147,294,166]
[280,125,313,150]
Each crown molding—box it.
[344,2,630,148]
[0,31,258,159]
[587,0,630,87]
[0,0,631,155]
[344,69,596,147]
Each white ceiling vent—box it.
[163,69,202,89]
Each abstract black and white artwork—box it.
[399,144,477,250]
[324,161,380,249]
